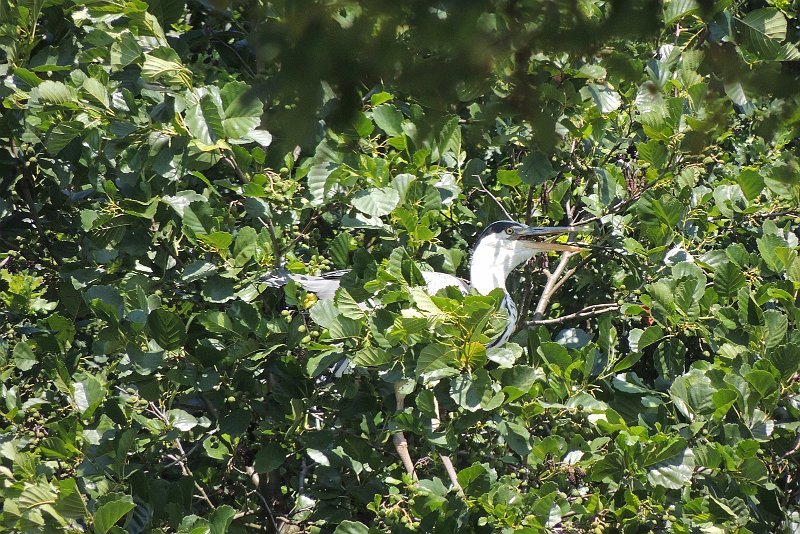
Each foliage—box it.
[2,0,800,532]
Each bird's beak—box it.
[512,225,590,252]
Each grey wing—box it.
[288,270,348,300]
[421,271,469,295]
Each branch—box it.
[432,393,463,495]
[393,382,418,481]
[526,303,620,326]
[222,152,284,268]
[149,402,216,509]
[709,209,800,222]
[532,251,576,322]
[475,174,513,220]
[257,216,283,268]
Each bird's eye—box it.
[505,227,514,235]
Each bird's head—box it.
[470,221,588,293]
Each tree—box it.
[1,0,800,531]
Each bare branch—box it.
[532,251,576,322]
[526,303,620,326]
[432,393,463,495]
[393,382,418,481]
[149,402,216,509]
[709,209,800,222]
[475,174,514,220]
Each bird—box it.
[262,220,587,483]
[262,220,587,349]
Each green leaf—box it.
[147,309,187,351]
[351,187,400,217]
[646,447,695,489]
[348,343,387,366]
[110,32,142,69]
[146,0,187,25]
[334,520,369,534]
[486,344,521,368]
[209,504,236,534]
[738,8,788,60]
[416,344,457,381]
[55,479,87,520]
[307,162,339,205]
[13,340,36,371]
[746,370,777,399]
[501,365,539,399]
[637,140,669,168]
[435,116,461,163]
[631,325,663,352]
[770,343,800,380]
[581,83,622,113]
[17,482,60,524]
[638,194,684,227]
[197,231,234,252]
[46,121,82,155]
[142,52,187,86]
[497,420,531,456]
[519,151,556,185]
[12,67,43,87]
[36,80,75,105]
[309,300,360,338]
[450,371,502,411]
[220,81,263,138]
[92,496,135,534]
[497,169,522,187]
[372,103,404,136]
[664,0,698,24]
[167,409,198,431]
[72,374,105,417]
[757,233,785,272]
[457,463,492,496]
[254,444,285,473]
[82,78,109,108]
[185,93,225,144]
[163,191,208,217]
[714,261,746,298]
[763,309,787,348]
[233,226,258,266]
[670,370,716,419]
[737,169,765,201]
[330,232,351,269]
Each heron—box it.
[264,221,587,346]
[263,220,587,484]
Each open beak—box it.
[512,225,590,252]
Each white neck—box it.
[469,235,534,295]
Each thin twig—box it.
[282,209,321,252]
[575,157,677,225]
[524,185,535,225]
[149,402,216,509]
[526,303,620,326]
[163,437,207,468]
[709,210,800,221]
[475,174,513,220]
[243,465,279,532]
[257,216,283,267]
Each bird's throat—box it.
[469,254,513,295]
